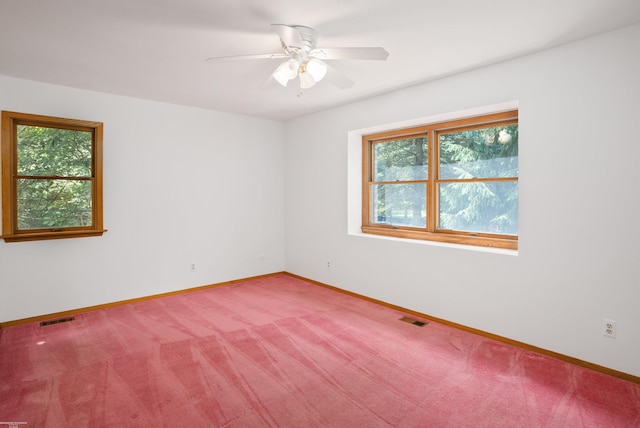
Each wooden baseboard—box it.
[3,270,637,385]
[0,272,285,329]
[283,272,640,385]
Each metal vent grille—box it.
[399,316,427,327]
[40,316,75,326]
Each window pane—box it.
[438,181,518,235]
[17,179,92,229]
[439,124,518,179]
[371,183,426,227]
[17,125,92,177]
[373,136,427,182]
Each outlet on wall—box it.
[603,318,617,338]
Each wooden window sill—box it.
[1,229,107,243]
[361,226,517,250]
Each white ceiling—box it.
[1,0,639,121]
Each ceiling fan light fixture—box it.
[207,24,389,94]
[299,71,317,89]
[273,58,299,86]
[306,58,328,82]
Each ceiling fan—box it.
[205,24,389,94]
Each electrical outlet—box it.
[603,319,617,338]
[191,263,196,271]
[327,260,331,268]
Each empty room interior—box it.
[1,0,640,426]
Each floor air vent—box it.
[399,316,427,327]
[40,316,75,326]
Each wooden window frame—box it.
[1,111,106,243]
[362,110,518,250]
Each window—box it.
[362,111,518,250]
[1,111,105,242]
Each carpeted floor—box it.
[1,274,639,427]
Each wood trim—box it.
[0,229,108,242]
[93,122,104,232]
[361,226,518,250]
[1,112,14,238]
[361,136,369,228]
[363,111,518,143]
[430,110,518,132]
[0,272,285,328]
[0,111,103,130]
[283,272,640,385]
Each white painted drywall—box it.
[284,24,640,376]
[0,77,285,322]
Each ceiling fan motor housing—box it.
[291,25,318,51]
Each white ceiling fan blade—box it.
[311,47,389,61]
[205,53,288,62]
[271,24,304,49]
[323,63,354,89]
[272,59,299,86]
[259,74,280,90]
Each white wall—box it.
[0,77,285,322]
[284,24,640,376]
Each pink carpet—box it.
[1,274,639,427]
